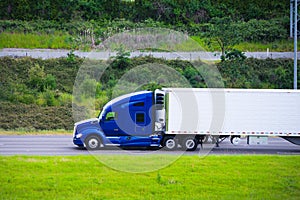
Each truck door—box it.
[119,111,152,146]
[101,111,120,136]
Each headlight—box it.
[76,133,83,139]
[73,125,77,137]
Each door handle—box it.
[114,129,119,131]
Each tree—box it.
[28,63,56,92]
[222,49,246,62]
[28,64,46,92]
[206,17,243,57]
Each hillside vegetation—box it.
[0,0,287,22]
[0,0,292,52]
[0,55,299,130]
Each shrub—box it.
[28,63,46,92]
[0,0,287,23]
[222,49,246,62]
[1,56,299,130]
[241,18,288,43]
[217,58,299,89]
[58,93,72,106]
[44,74,57,90]
[36,90,59,106]
[0,102,74,130]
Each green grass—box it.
[0,32,73,49]
[2,32,299,52]
[234,40,300,52]
[0,129,72,135]
[0,155,299,199]
[191,36,300,52]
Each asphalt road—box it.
[1,48,299,61]
[0,135,299,156]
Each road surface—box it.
[1,48,299,61]
[0,135,299,156]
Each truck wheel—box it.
[163,136,177,151]
[230,136,240,145]
[183,137,198,151]
[85,135,101,150]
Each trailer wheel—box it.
[230,136,241,145]
[163,136,177,151]
[85,135,102,150]
[183,137,198,151]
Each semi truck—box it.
[73,88,300,151]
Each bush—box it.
[1,56,299,130]
[222,49,246,62]
[5,83,35,104]
[0,0,287,23]
[28,64,47,92]
[0,102,74,130]
[0,56,82,93]
[217,58,299,89]
[0,0,289,43]
[36,90,59,106]
[58,93,72,106]
[241,18,288,43]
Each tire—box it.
[163,136,177,151]
[85,135,102,150]
[182,137,198,151]
[230,136,240,145]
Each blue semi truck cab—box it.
[73,90,166,150]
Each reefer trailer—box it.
[73,88,300,151]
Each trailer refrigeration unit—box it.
[73,88,300,151]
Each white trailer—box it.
[158,88,300,150]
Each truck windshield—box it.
[98,102,111,119]
[97,111,103,119]
[97,107,106,119]
[98,108,107,120]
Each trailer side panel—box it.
[165,88,300,136]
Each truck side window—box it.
[105,112,117,121]
[133,102,144,107]
[136,113,145,123]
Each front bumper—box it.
[73,136,84,147]
[73,126,84,147]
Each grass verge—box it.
[2,33,299,52]
[0,129,72,135]
[0,32,73,49]
[0,155,299,199]
[234,40,300,52]
[191,36,300,52]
